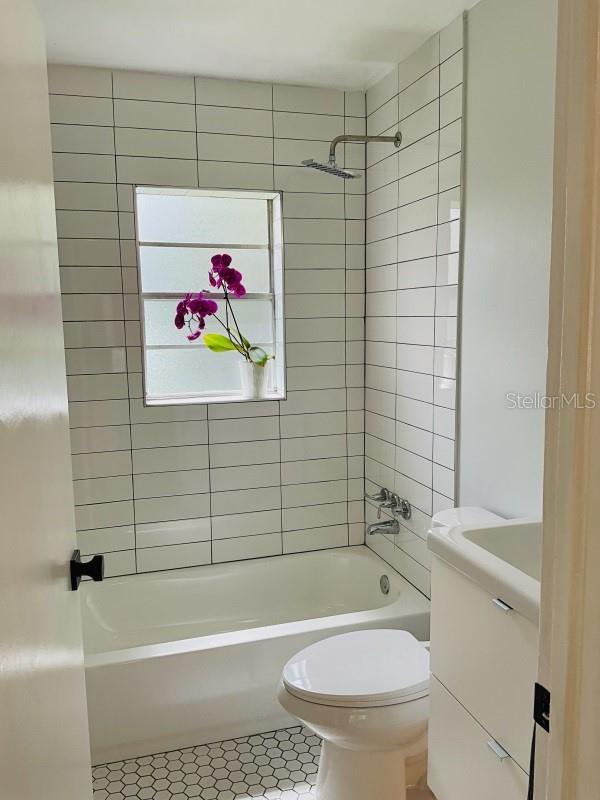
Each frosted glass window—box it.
[135,187,285,405]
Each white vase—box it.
[239,360,269,400]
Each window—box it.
[135,187,285,405]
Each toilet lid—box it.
[282,629,430,708]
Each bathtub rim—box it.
[83,546,430,669]
[84,594,428,669]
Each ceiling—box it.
[36,0,477,91]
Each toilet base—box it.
[316,740,407,800]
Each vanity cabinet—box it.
[428,555,538,800]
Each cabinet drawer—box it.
[430,556,538,770]
[429,677,528,800]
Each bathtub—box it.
[82,545,430,765]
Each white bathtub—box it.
[81,545,430,765]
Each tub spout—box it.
[367,519,400,536]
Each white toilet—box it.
[278,629,430,800]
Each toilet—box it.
[278,629,430,800]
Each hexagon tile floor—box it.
[92,726,320,800]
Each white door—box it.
[0,1,93,798]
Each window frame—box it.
[134,186,286,407]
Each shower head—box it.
[301,158,359,180]
[301,131,402,179]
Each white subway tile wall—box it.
[364,17,463,598]
[49,66,365,576]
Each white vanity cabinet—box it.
[428,554,538,800]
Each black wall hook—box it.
[70,549,104,591]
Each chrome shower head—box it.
[301,158,359,180]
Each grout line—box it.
[110,70,137,574]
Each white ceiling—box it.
[36,0,477,91]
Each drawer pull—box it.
[492,597,513,613]
[487,739,510,760]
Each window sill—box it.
[145,390,286,407]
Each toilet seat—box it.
[282,629,429,708]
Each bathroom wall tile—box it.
[47,64,112,97]
[114,98,196,131]
[435,316,458,348]
[434,376,456,409]
[75,499,134,531]
[77,525,135,556]
[434,405,456,439]
[195,76,272,109]
[440,51,463,94]
[399,69,439,121]
[433,434,455,469]
[283,524,348,554]
[212,532,282,563]
[208,439,281,468]
[438,153,462,194]
[132,444,209,473]
[73,475,133,505]
[116,155,198,187]
[208,415,279,444]
[198,132,273,164]
[71,425,131,454]
[51,124,115,155]
[131,420,208,449]
[439,119,462,160]
[367,95,399,137]
[196,105,272,136]
[282,479,347,509]
[283,191,345,219]
[65,347,126,375]
[71,450,132,480]
[440,15,464,62]
[113,70,195,103]
[135,493,210,524]
[398,163,438,207]
[115,127,197,159]
[68,398,129,428]
[398,131,439,179]
[207,400,277,420]
[49,94,114,126]
[436,284,458,316]
[282,502,347,532]
[433,463,455,499]
[366,67,398,116]
[211,509,282,540]
[398,35,440,92]
[136,517,211,548]
[440,85,463,127]
[58,237,121,266]
[53,152,116,183]
[210,463,281,492]
[61,322,127,350]
[67,373,129,402]
[273,84,344,115]
[281,457,347,486]
[103,550,137,578]
[273,111,343,141]
[136,541,211,572]
[396,421,433,460]
[54,182,118,212]
[211,487,281,516]
[197,160,274,190]
[134,469,210,499]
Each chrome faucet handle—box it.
[365,487,390,503]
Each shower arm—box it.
[328,132,402,163]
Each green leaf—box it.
[203,333,237,352]
[249,346,270,367]
[241,335,252,350]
